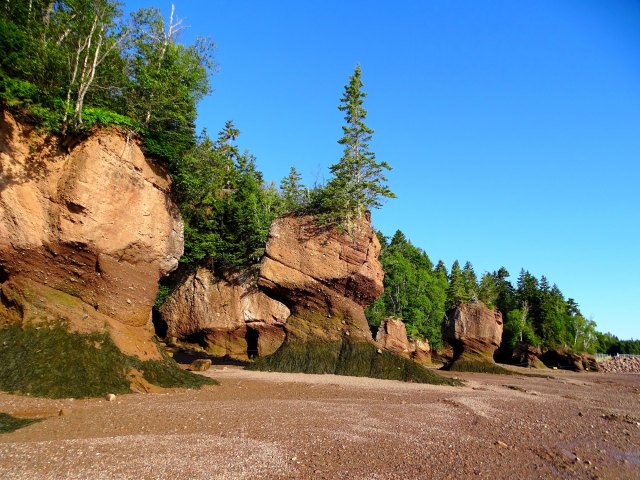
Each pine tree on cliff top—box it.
[324,65,395,225]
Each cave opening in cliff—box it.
[0,265,8,283]
[246,328,259,359]
[151,308,168,339]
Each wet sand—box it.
[0,365,639,479]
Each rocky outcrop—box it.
[600,356,640,373]
[444,302,503,365]
[375,317,431,365]
[159,267,289,360]
[258,214,384,343]
[158,214,383,361]
[539,349,599,372]
[0,111,182,360]
[511,343,547,369]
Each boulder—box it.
[258,214,383,343]
[409,338,432,366]
[375,317,411,356]
[375,317,432,365]
[511,343,547,369]
[159,267,289,360]
[0,111,182,360]
[190,358,212,372]
[444,302,503,364]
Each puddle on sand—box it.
[607,447,640,466]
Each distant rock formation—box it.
[444,302,503,366]
[0,111,182,360]
[375,317,431,365]
[159,267,289,360]
[258,214,384,343]
[511,343,547,369]
[539,349,598,372]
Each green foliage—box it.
[595,332,640,355]
[365,230,447,350]
[0,323,214,398]
[248,339,460,385]
[0,0,214,162]
[0,413,42,434]
[446,260,468,309]
[154,284,171,308]
[81,107,137,130]
[174,124,283,269]
[280,166,306,212]
[318,65,395,226]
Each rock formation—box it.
[159,267,289,360]
[511,343,547,369]
[375,317,431,365]
[539,349,599,372]
[443,302,503,366]
[258,214,384,343]
[0,111,182,360]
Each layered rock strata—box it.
[0,111,182,360]
[375,317,431,365]
[258,214,384,343]
[444,302,503,365]
[159,267,289,360]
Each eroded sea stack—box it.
[0,111,209,397]
[250,215,452,384]
[443,302,503,370]
[258,214,384,343]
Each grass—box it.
[444,359,515,375]
[0,413,42,434]
[248,339,460,386]
[0,323,216,398]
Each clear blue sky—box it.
[126,0,640,339]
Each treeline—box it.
[595,333,640,356]
[366,229,606,354]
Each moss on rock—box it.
[248,338,460,386]
[0,323,216,398]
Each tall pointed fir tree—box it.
[324,65,395,226]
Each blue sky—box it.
[126,0,640,339]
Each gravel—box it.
[0,366,638,479]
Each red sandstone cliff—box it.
[0,111,183,360]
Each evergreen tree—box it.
[462,261,478,301]
[446,260,467,309]
[478,272,498,308]
[280,166,305,212]
[323,65,394,225]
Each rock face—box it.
[0,111,183,360]
[511,343,547,369]
[375,317,431,365]
[159,267,289,360]
[444,302,503,363]
[539,349,599,372]
[258,214,384,343]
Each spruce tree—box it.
[446,260,468,309]
[462,261,478,301]
[324,65,395,225]
[280,166,305,212]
